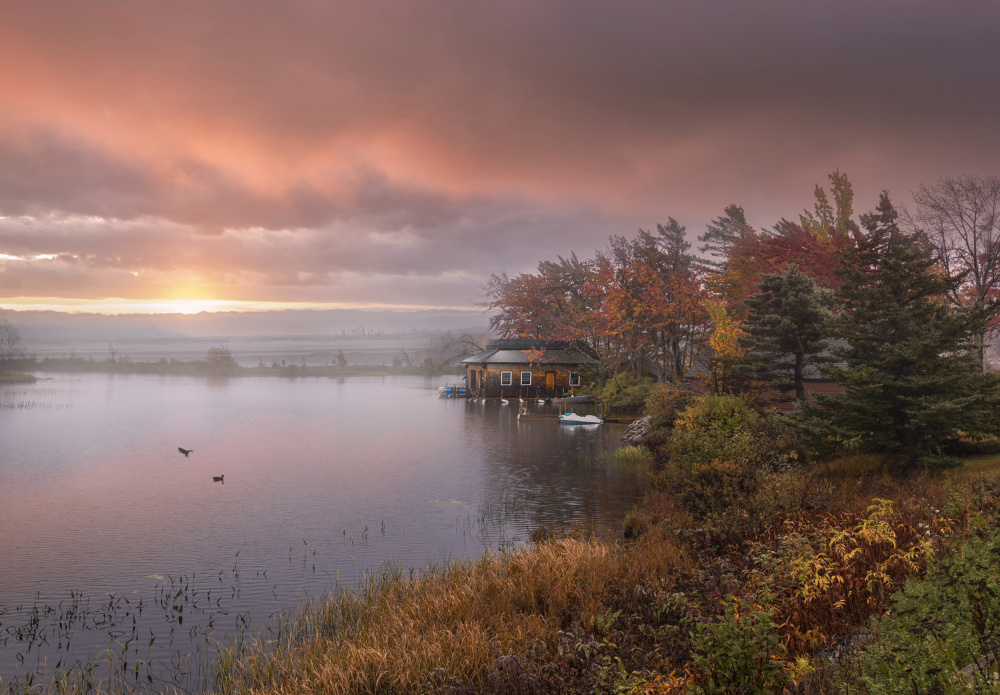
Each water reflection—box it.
[0,374,645,686]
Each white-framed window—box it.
[520,371,532,386]
[569,372,581,387]
[500,371,512,386]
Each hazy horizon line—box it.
[0,298,486,315]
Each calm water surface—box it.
[0,374,645,685]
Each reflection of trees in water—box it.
[462,401,646,548]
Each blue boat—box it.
[438,379,467,397]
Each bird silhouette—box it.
[213,475,224,484]
[178,447,193,457]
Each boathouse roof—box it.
[461,339,600,366]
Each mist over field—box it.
[1,307,489,364]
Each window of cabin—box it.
[500,371,512,386]
[569,372,581,387]
[520,371,532,386]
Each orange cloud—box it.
[0,1,997,310]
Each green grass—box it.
[613,444,654,470]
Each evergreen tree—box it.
[741,266,834,402]
[799,192,999,467]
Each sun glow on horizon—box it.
[0,297,483,315]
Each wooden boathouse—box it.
[461,339,600,399]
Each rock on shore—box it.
[620,416,650,446]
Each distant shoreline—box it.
[0,371,37,383]
[5,357,463,379]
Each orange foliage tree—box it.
[484,223,710,382]
[702,172,857,318]
[704,300,747,394]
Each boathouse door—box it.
[545,371,555,395]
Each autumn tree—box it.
[655,219,711,381]
[799,193,999,467]
[740,266,834,402]
[484,254,601,343]
[799,169,855,242]
[702,173,856,316]
[703,300,747,395]
[601,225,709,381]
[699,204,754,273]
[699,204,764,305]
[484,271,552,339]
[912,174,1000,370]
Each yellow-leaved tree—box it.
[705,300,746,395]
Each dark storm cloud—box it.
[0,0,998,305]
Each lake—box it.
[0,373,646,688]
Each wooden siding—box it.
[759,382,846,413]
[686,379,845,412]
[466,364,587,398]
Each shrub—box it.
[687,594,790,695]
[645,383,696,430]
[842,526,1000,693]
[594,373,657,413]
[916,453,963,470]
[205,345,239,374]
[746,499,932,654]
[661,395,798,516]
[623,491,692,540]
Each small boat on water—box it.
[438,384,467,397]
[558,413,603,425]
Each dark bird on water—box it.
[213,475,224,484]
[178,447,193,457]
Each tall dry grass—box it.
[215,536,686,695]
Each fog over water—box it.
[0,372,644,685]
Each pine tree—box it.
[741,266,834,402]
[799,192,999,467]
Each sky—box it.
[0,0,998,319]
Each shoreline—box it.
[7,360,463,379]
[0,371,36,383]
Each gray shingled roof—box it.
[461,339,600,366]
